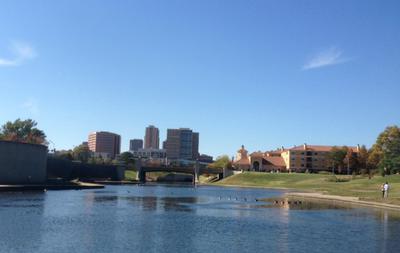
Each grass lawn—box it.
[125,170,137,181]
[216,172,400,205]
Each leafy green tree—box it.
[208,155,232,169]
[55,150,74,160]
[118,152,135,169]
[327,146,348,174]
[0,119,47,145]
[88,156,104,165]
[72,144,91,163]
[370,126,400,175]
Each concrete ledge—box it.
[92,180,140,185]
[0,182,104,191]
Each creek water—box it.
[0,184,399,253]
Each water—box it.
[0,185,399,253]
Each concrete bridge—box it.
[136,160,223,184]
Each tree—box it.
[327,146,348,174]
[367,146,382,172]
[208,155,232,169]
[72,144,91,163]
[356,145,370,176]
[55,150,74,160]
[345,148,358,175]
[88,156,104,165]
[118,152,135,169]
[0,119,47,145]
[370,126,400,175]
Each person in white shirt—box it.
[383,182,390,199]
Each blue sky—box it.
[0,0,399,157]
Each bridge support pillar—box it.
[193,160,200,184]
[136,159,146,183]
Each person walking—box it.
[383,182,390,199]
[381,183,385,199]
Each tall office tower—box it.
[144,125,159,149]
[129,139,143,151]
[164,128,199,160]
[88,131,121,159]
[192,132,199,160]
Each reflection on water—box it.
[92,195,200,212]
[258,197,354,210]
[0,185,399,253]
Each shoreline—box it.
[0,182,104,191]
[286,192,400,211]
[209,182,400,211]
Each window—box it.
[314,152,318,155]
[301,164,304,167]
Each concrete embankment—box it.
[92,180,140,185]
[0,182,104,192]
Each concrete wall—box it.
[0,141,47,184]
[223,168,243,178]
[47,156,73,179]
[71,162,125,181]
[47,156,125,181]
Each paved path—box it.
[287,192,400,211]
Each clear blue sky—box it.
[0,0,399,157]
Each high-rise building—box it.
[192,132,199,160]
[88,131,121,159]
[129,139,143,151]
[144,125,159,149]
[163,128,199,160]
[163,129,180,159]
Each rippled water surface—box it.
[0,185,399,253]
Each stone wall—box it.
[0,141,47,184]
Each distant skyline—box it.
[1,0,399,157]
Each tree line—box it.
[328,126,400,176]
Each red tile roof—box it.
[233,158,250,165]
[263,156,286,167]
[289,145,359,152]
[250,151,264,157]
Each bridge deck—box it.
[141,166,222,175]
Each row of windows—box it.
[291,152,328,156]
[291,158,325,162]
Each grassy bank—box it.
[125,170,137,181]
[124,170,172,181]
[216,172,400,205]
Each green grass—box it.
[125,170,137,181]
[216,172,400,205]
